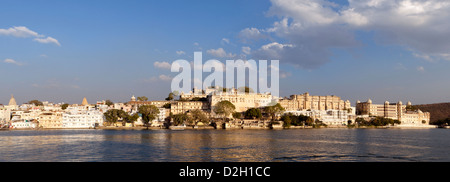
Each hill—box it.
[415,103,450,124]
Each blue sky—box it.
[1,0,450,105]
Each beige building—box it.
[170,101,210,115]
[38,112,63,128]
[209,88,275,115]
[356,100,431,126]
[279,92,351,111]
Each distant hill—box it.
[415,103,450,124]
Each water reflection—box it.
[0,129,449,162]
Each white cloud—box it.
[417,66,425,72]
[176,51,186,55]
[238,28,268,42]
[158,74,172,81]
[206,48,236,58]
[0,26,40,38]
[242,46,251,55]
[221,38,230,45]
[3,58,23,66]
[147,74,173,82]
[33,36,61,46]
[247,0,450,69]
[0,26,60,46]
[154,61,172,69]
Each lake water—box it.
[1,128,449,162]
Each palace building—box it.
[279,92,351,111]
[356,99,431,126]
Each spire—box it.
[8,94,17,106]
[82,97,89,106]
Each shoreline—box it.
[2,125,440,131]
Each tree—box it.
[172,113,190,126]
[125,113,140,126]
[213,101,235,121]
[105,100,114,106]
[190,109,209,126]
[165,92,174,101]
[244,108,262,119]
[104,109,127,126]
[232,112,242,120]
[61,103,69,110]
[28,100,43,106]
[264,103,285,121]
[138,105,160,128]
[137,96,148,101]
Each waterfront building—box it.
[285,109,355,126]
[209,88,275,115]
[356,100,431,127]
[279,92,351,111]
[170,100,210,115]
[62,108,104,128]
[0,106,11,123]
[10,121,38,129]
[38,112,63,129]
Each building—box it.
[286,109,355,126]
[279,92,351,111]
[38,112,63,129]
[209,88,275,115]
[0,106,11,123]
[170,101,210,115]
[62,109,104,128]
[356,100,431,126]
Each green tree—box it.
[264,103,285,121]
[232,112,242,120]
[165,92,175,101]
[28,100,43,106]
[138,105,160,128]
[137,96,148,101]
[172,113,190,126]
[61,103,69,110]
[213,101,236,121]
[244,108,262,119]
[104,109,127,126]
[105,100,114,106]
[280,114,291,128]
[190,109,208,126]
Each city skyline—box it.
[2,0,450,105]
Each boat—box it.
[169,124,186,130]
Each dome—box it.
[367,99,372,104]
[8,94,17,106]
[131,95,136,101]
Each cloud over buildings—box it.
[243,0,450,69]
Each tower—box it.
[8,94,17,106]
[82,97,89,106]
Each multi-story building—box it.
[38,112,63,129]
[356,100,431,126]
[279,92,351,111]
[62,109,104,129]
[286,109,355,126]
[170,101,210,115]
[209,88,275,115]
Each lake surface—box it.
[0,128,449,162]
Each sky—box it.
[1,0,450,105]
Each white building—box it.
[62,109,104,129]
[285,108,355,126]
